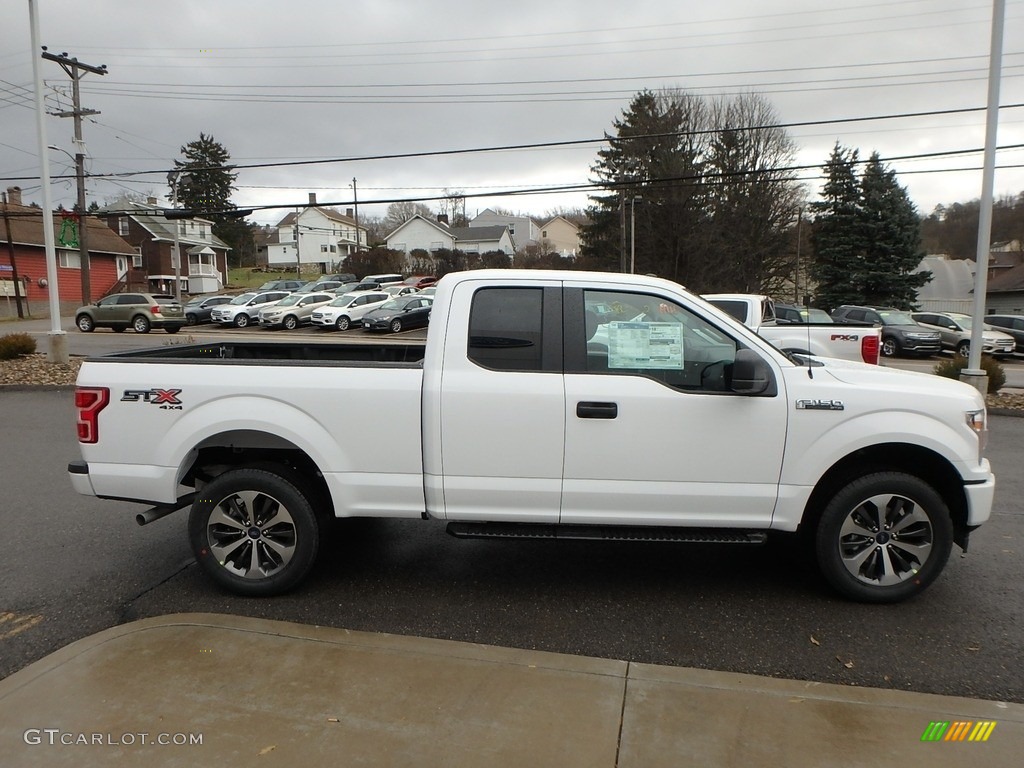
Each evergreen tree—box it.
[810,145,929,311]
[171,133,244,263]
[809,143,865,311]
[170,133,237,217]
[859,152,929,308]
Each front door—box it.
[561,285,788,527]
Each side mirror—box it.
[730,349,771,395]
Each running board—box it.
[446,522,767,545]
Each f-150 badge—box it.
[796,399,844,411]
[121,388,183,409]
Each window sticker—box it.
[607,321,683,369]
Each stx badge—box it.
[121,388,183,408]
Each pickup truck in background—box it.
[704,293,880,364]
[68,270,992,603]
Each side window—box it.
[468,287,543,372]
[846,309,866,322]
[117,294,143,305]
[581,290,739,392]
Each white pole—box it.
[28,0,68,362]
[963,0,1005,394]
[171,172,182,302]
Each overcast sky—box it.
[2,0,1023,228]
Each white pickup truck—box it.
[704,293,881,364]
[68,270,993,603]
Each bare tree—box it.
[383,201,434,232]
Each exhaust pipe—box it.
[136,492,196,526]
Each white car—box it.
[310,291,391,331]
[210,291,291,328]
[258,292,336,330]
[383,285,420,299]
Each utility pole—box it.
[351,177,360,258]
[42,47,106,304]
[294,208,301,279]
[2,191,27,318]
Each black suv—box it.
[831,305,941,357]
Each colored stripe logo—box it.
[921,721,997,742]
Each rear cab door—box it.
[423,276,564,522]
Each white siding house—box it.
[267,203,366,272]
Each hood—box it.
[806,357,985,406]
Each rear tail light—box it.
[75,387,109,443]
[150,305,162,315]
[861,335,880,365]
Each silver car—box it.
[258,292,336,330]
[911,311,1016,358]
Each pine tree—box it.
[171,133,237,218]
[810,143,865,311]
[859,153,930,308]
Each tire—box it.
[956,341,970,358]
[132,315,151,334]
[234,313,250,328]
[814,472,953,603]
[165,325,181,334]
[881,336,900,357]
[335,315,351,331]
[76,314,95,332]
[186,313,198,326]
[390,318,402,333]
[283,315,299,331]
[188,468,321,596]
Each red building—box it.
[1,186,137,308]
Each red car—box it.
[404,275,436,289]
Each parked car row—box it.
[74,274,437,335]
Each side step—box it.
[446,522,767,545]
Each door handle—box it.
[576,401,618,419]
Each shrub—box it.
[0,332,37,360]
[932,354,1005,394]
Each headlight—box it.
[966,409,988,462]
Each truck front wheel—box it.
[815,472,952,603]
[188,468,321,596]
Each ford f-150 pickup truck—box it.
[704,293,881,364]
[68,270,993,603]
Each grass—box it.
[225,266,323,292]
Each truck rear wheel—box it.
[189,468,321,596]
[814,472,952,603]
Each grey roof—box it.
[915,255,975,300]
[451,226,507,242]
[102,201,231,250]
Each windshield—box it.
[379,299,405,311]
[275,295,302,306]
[879,310,916,325]
[184,297,205,306]
[230,293,256,305]
[257,282,277,290]
[330,293,358,307]
[950,315,973,330]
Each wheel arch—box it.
[180,429,333,518]
[801,442,968,548]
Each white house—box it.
[267,196,366,272]
[385,215,514,263]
